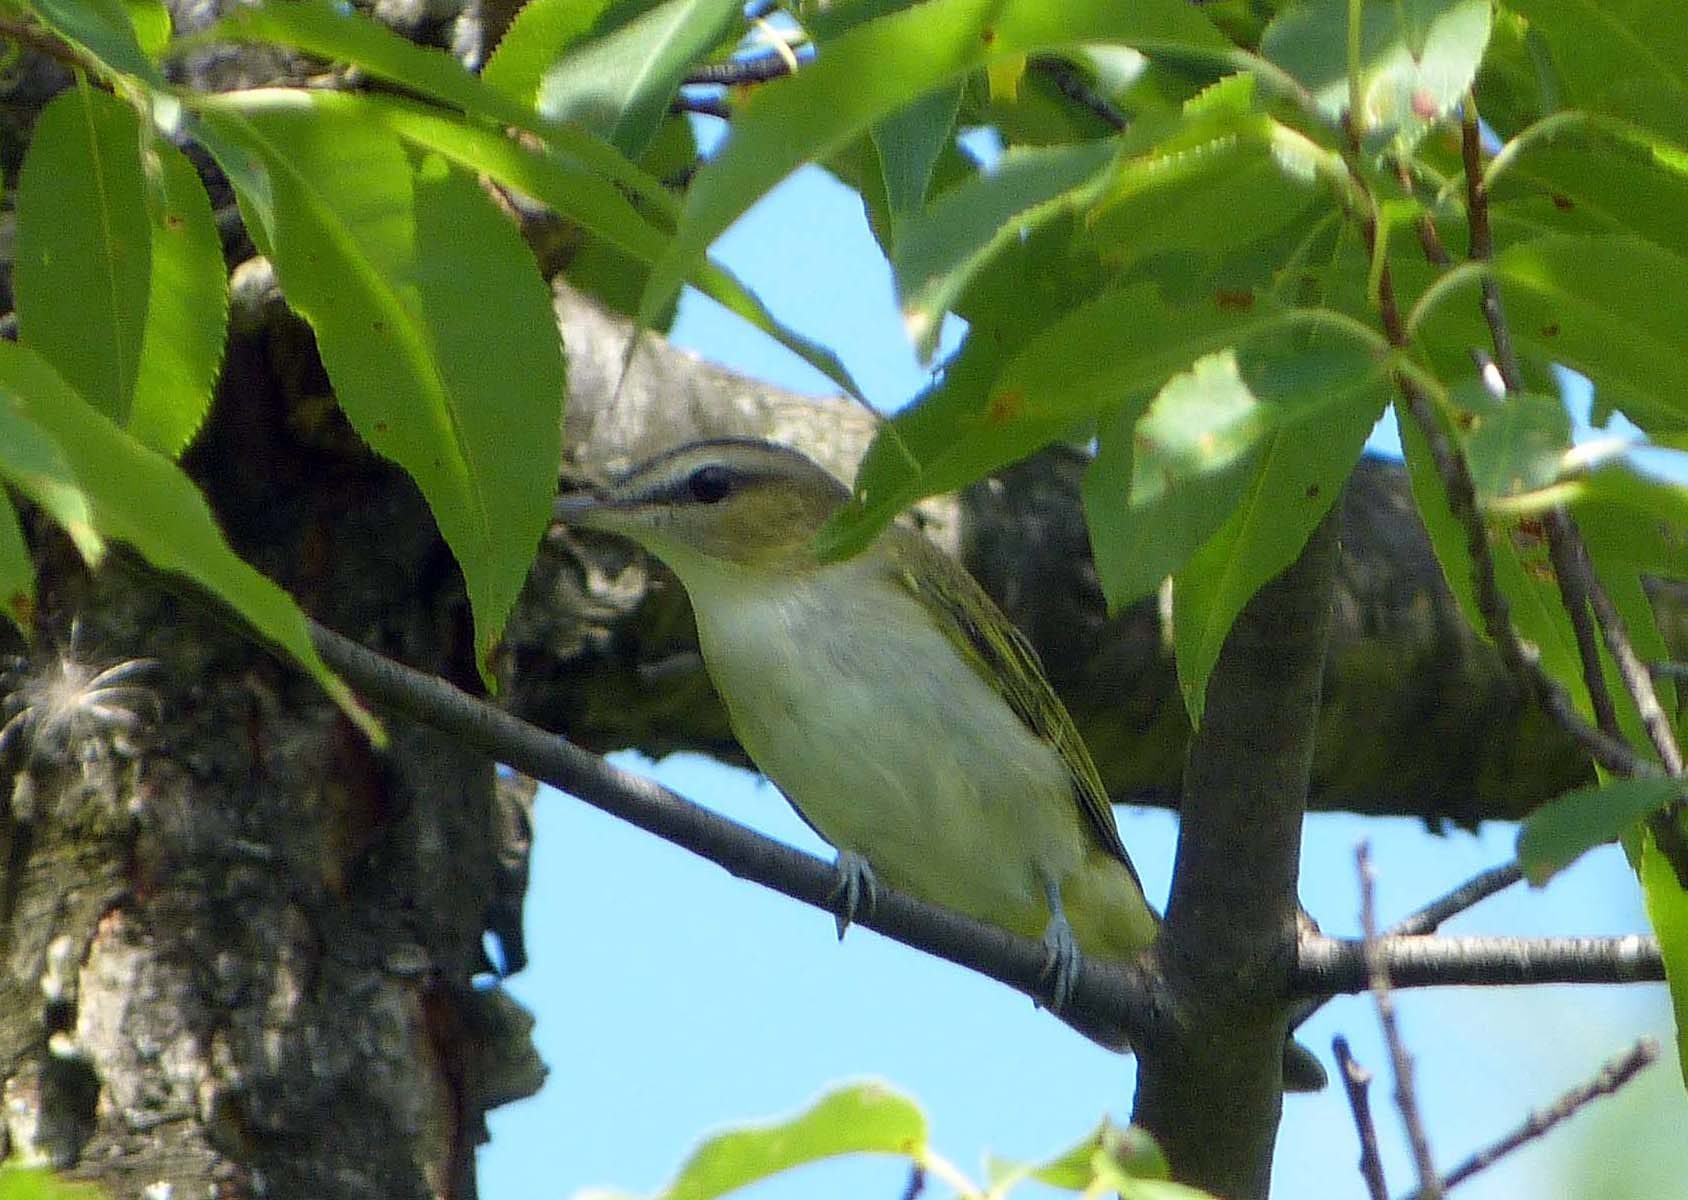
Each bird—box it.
[554,437,1321,1087]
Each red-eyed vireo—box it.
[553,439,1158,1012]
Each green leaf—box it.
[0,342,379,740]
[1262,0,1491,156]
[129,134,228,457]
[483,0,615,104]
[0,1164,107,1200]
[1507,0,1688,146]
[23,0,162,82]
[893,139,1117,358]
[1518,777,1684,884]
[1488,116,1688,261]
[870,82,962,232]
[640,0,1228,323]
[1572,465,1688,581]
[493,0,742,158]
[202,95,565,680]
[1417,235,1688,439]
[1463,390,1572,502]
[1085,351,1272,613]
[986,1122,1169,1199]
[1639,822,1688,1087]
[324,92,865,402]
[1172,340,1388,722]
[123,0,170,56]
[654,1083,927,1200]
[0,493,35,636]
[0,395,103,565]
[210,0,534,130]
[14,83,151,424]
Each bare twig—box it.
[1334,1036,1391,1200]
[1031,56,1127,131]
[685,50,807,86]
[1389,862,1523,937]
[671,92,733,119]
[1584,562,1686,776]
[1399,1038,1659,1200]
[1544,513,1625,742]
[1461,100,1524,393]
[1296,932,1663,993]
[1358,844,1443,1200]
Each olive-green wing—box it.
[882,528,1144,889]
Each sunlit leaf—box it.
[655,1083,927,1200]
[0,342,379,740]
[129,134,228,457]
[202,94,564,680]
[482,0,614,103]
[1262,0,1490,155]
[1507,0,1688,146]
[1518,777,1684,884]
[0,396,102,565]
[0,1164,108,1199]
[641,0,1228,322]
[14,83,150,424]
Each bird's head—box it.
[553,439,851,576]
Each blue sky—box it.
[479,155,1688,1200]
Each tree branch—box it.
[1334,1036,1391,1200]
[1133,509,1340,1198]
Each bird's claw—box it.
[830,850,879,940]
[1039,912,1082,1012]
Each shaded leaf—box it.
[0,393,103,565]
[1518,777,1683,884]
[1173,340,1388,721]
[498,0,742,157]
[129,134,228,457]
[893,139,1117,358]
[1487,116,1688,261]
[0,493,35,636]
[1464,390,1572,502]
[870,82,962,231]
[1573,465,1688,581]
[1507,0,1688,146]
[483,0,615,103]
[656,1083,927,1200]
[14,83,150,424]
[0,342,379,740]
[1639,822,1688,1086]
[202,95,564,679]
[1085,352,1272,614]
[24,0,162,82]
[641,0,1228,322]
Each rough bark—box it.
[1,307,543,1198]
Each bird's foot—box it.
[1039,908,1083,1012]
[830,851,879,940]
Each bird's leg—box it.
[830,850,880,940]
[1038,876,1082,1011]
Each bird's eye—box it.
[686,465,737,504]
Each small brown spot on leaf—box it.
[986,388,1025,424]
[1305,482,1321,500]
[1551,193,1575,211]
[981,26,996,44]
[1540,322,1560,338]
[164,213,185,230]
[1216,287,1254,312]
[372,319,387,333]
[6,591,34,627]
[374,420,390,434]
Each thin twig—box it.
[1395,160,1452,268]
[1461,100,1524,393]
[1296,932,1664,993]
[1583,557,1686,776]
[1399,1038,1659,1200]
[1650,661,1688,681]
[1334,1036,1391,1200]
[1030,56,1127,131]
[1389,862,1523,937]
[1358,844,1443,1200]
[1544,511,1624,741]
[685,50,807,86]
[671,92,733,119]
